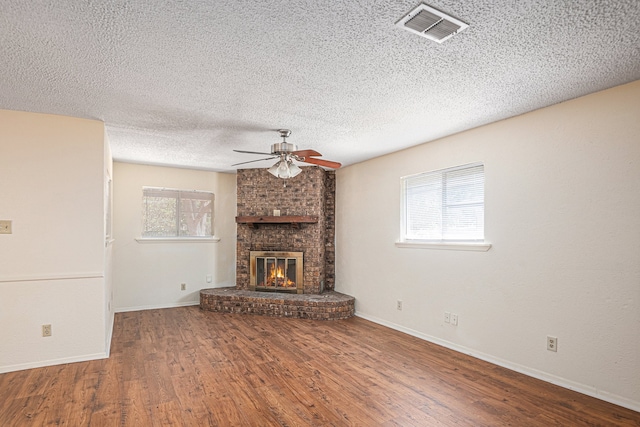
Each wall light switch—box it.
[0,220,12,234]
[273,209,281,216]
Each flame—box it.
[266,262,295,288]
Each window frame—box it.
[397,162,491,251]
[138,186,219,242]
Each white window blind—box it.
[402,163,484,242]
[142,187,214,237]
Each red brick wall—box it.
[236,167,335,294]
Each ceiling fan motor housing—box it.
[271,142,297,154]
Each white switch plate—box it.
[451,314,458,326]
[444,312,451,323]
[273,209,281,216]
[0,220,12,234]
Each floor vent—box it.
[396,3,468,43]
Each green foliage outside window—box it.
[142,188,213,237]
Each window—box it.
[401,163,484,242]
[142,187,214,238]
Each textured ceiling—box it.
[1,0,639,172]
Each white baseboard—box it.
[115,300,200,313]
[355,311,640,413]
[0,352,108,374]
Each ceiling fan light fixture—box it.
[289,162,302,177]
[277,160,291,178]
[267,161,282,177]
[267,158,302,179]
[234,129,341,176]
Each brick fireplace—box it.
[200,166,354,320]
[235,166,335,294]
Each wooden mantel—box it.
[235,215,318,228]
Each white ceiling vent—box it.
[396,3,469,43]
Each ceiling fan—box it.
[232,129,341,179]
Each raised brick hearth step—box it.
[200,287,355,320]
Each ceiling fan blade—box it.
[300,157,342,169]
[233,149,274,156]
[292,149,322,157]
[231,156,277,166]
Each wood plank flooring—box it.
[0,306,638,426]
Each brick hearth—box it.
[200,287,355,320]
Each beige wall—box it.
[335,81,640,410]
[112,162,236,311]
[0,109,110,372]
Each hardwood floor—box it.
[1,307,638,426]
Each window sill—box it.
[395,241,491,251]
[136,237,221,243]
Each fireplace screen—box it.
[250,251,303,294]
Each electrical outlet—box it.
[397,300,403,311]
[0,220,12,234]
[547,336,558,352]
[42,324,52,337]
[451,314,458,326]
[181,283,186,291]
[206,275,212,283]
[444,312,451,323]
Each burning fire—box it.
[265,264,295,288]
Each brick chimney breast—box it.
[236,167,335,294]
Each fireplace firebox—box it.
[250,251,303,294]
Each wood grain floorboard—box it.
[0,306,638,426]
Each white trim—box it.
[105,311,115,356]
[355,311,640,413]
[142,185,214,194]
[115,300,200,313]
[395,241,491,251]
[135,236,220,243]
[0,272,104,284]
[0,352,108,374]
[105,238,115,247]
